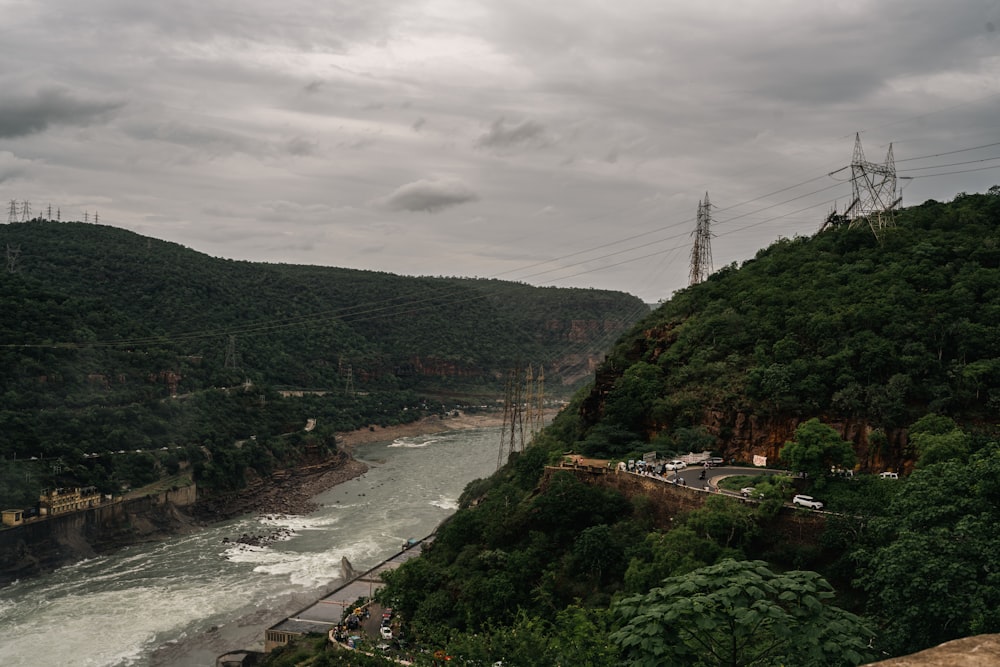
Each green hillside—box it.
[0,221,646,504]
[572,188,1000,466]
[344,188,1000,666]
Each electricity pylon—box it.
[497,367,526,470]
[689,192,713,286]
[224,335,239,370]
[846,133,900,239]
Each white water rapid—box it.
[0,427,500,667]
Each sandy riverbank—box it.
[334,410,508,452]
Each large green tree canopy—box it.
[854,445,1000,655]
[612,559,876,667]
[779,418,856,482]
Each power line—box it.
[905,163,1000,180]
[895,140,1000,163]
[897,155,1000,172]
[4,140,994,354]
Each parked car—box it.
[380,626,393,640]
[792,494,824,510]
[665,460,687,471]
[879,471,899,479]
[706,457,724,467]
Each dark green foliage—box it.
[907,413,970,467]
[441,606,617,666]
[612,559,877,667]
[853,447,1000,655]
[780,418,857,483]
[0,221,643,502]
[581,190,1000,444]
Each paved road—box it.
[671,465,788,493]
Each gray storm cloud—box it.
[380,178,479,213]
[0,88,122,138]
[477,118,550,150]
[0,0,997,303]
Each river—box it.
[0,427,501,667]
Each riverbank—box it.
[335,409,507,452]
[1,411,514,584]
[192,454,371,521]
[195,410,509,520]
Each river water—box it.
[0,427,501,667]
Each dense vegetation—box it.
[572,188,1000,462]
[257,189,1000,666]
[0,221,645,506]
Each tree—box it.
[906,413,969,467]
[853,450,1000,655]
[611,559,876,667]
[623,526,732,593]
[779,418,856,482]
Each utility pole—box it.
[94,211,99,224]
[688,192,714,286]
[847,133,900,239]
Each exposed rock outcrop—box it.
[865,634,1000,666]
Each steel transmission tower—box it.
[497,365,547,469]
[6,244,20,274]
[497,367,526,470]
[688,192,713,286]
[344,365,355,396]
[224,335,239,370]
[846,133,900,239]
[523,365,547,437]
[531,365,545,435]
[7,200,17,223]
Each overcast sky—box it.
[2,1,998,303]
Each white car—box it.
[665,460,687,471]
[740,487,760,498]
[380,625,393,640]
[879,471,899,479]
[792,494,824,510]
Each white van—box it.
[879,471,899,480]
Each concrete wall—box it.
[0,484,197,585]
[546,466,826,546]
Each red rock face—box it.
[577,318,916,473]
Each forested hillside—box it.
[0,221,645,506]
[311,188,1000,666]
[575,188,1000,469]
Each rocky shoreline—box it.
[195,410,508,520]
[192,454,370,521]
